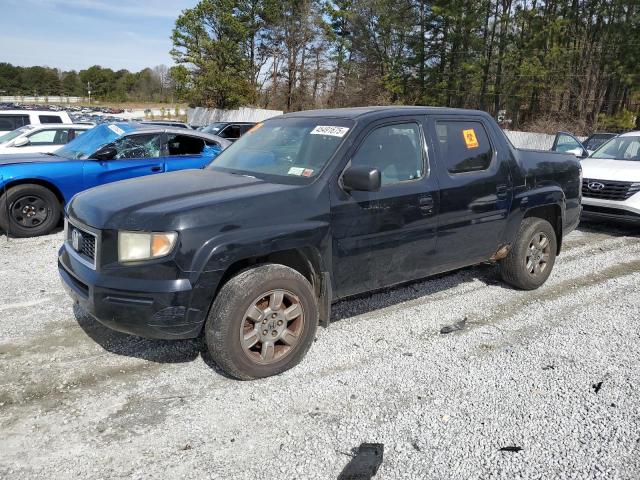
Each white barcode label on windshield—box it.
[310,126,349,137]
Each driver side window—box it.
[351,123,424,186]
[111,134,161,159]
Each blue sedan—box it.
[0,123,230,237]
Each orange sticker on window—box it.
[462,129,479,149]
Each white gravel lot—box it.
[1,221,639,479]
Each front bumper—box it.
[58,244,221,340]
[582,196,640,225]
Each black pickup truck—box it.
[59,107,582,379]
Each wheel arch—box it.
[1,178,66,206]
[523,203,563,254]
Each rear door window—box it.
[39,115,63,124]
[166,134,206,155]
[435,121,493,174]
[0,114,30,130]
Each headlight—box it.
[118,231,178,262]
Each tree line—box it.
[0,63,180,103]
[171,0,639,132]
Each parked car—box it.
[0,124,92,155]
[579,131,640,224]
[58,106,582,379]
[582,132,617,153]
[0,110,72,135]
[0,123,230,237]
[199,122,256,141]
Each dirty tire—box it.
[0,184,61,238]
[205,264,318,380]
[500,217,557,290]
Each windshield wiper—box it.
[44,152,60,157]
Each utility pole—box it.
[87,81,91,104]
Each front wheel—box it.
[205,264,318,380]
[0,184,61,238]
[500,217,557,290]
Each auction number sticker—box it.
[310,125,350,137]
[288,167,306,176]
[108,124,125,136]
[462,128,479,149]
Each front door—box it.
[82,133,165,190]
[426,116,512,269]
[330,118,439,298]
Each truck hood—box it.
[0,152,66,166]
[581,158,640,182]
[68,169,299,230]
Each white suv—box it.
[0,110,72,135]
[579,131,640,224]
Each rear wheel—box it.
[205,264,318,380]
[0,184,61,238]
[500,217,557,290]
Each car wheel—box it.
[500,217,557,290]
[205,264,318,380]
[0,184,61,238]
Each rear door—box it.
[330,117,439,297]
[82,133,165,189]
[425,115,512,269]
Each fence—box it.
[0,95,87,104]
[504,130,586,150]
[187,107,283,127]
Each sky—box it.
[0,0,197,72]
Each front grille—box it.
[582,179,640,201]
[80,234,96,261]
[66,221,98,268]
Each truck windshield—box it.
[209,117,354,181]
[55,123,135,159]
[591,136,640,161]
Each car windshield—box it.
[55,123,135,159]
[0,126,32,143]
[590,136,640,161]
[200,122,226,135]
[208,117,354,182]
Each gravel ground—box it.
[1,221,639,479]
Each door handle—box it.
[496,184,509,199]
[151,166,162,172]
[419,195,435,215]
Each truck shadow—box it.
[330,263,500,323]
[577,219,639,237]
[73,262,502,368]
[73,304,202,364]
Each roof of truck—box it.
[280,106,491,120]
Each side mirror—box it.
[342,165,381,192]
[91,146,117,160]
[13,137,29,147]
